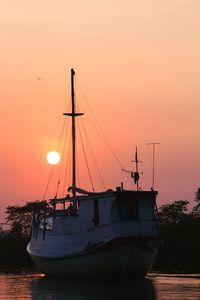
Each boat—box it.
[27,69,159,278]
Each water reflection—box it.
[0,273,40,299]
[0,268,200,299]
[32,276,157,300]
[151,273,200,300]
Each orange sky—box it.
[1,0,200,221]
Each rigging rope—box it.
[42,167,54,200]
[77,119,95,191]
[62,132,72,196]
[76,79,133,187]
[43,74,136,200]
[76,79,125,170]
[42,101,71,200]
[54,118,68,198]
[78,117,105,190]
[76,136,81,189]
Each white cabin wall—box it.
[78,199,94,229]
[98,196,115,225]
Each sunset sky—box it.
[1,0,200,221]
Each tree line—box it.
[0,201,51,264]
[153,188,200,272]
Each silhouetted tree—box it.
[157,200,189,224]
[192,187,200,217]
[6,200,52,239]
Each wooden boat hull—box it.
[27,238,157,278]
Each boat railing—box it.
[53,209,78,218]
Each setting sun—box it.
[47,151,61,165]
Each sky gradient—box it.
[1,0,200,220]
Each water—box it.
[0,266,200,299]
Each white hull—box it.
[27,190,159,277]
[27,238,157,278]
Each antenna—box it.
[147,142,160,190]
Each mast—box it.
[122,146,142,191]
[63,69,83,209]
[71,69,76,199]
[134,146,139,191]
[131,146,141,191]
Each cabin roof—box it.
[49,189,158,205]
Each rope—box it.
[76,79,134,188]
[79,117,105,190]
[77,119,95,191]
[76,135,81,188]
[62,132,72,196]
[43,73,136,200]
[55,118,69,197]
[42,90,72,199]
[76,79,124,170]
[42,167,54,200]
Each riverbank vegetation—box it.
[0,201,51,264]
[1,189,200,272]
[153,196,200,273]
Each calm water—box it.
[0,266,200,299]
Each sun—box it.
[47,151,61,165]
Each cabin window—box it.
[93,198,99,226]
[39,217,53,230]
